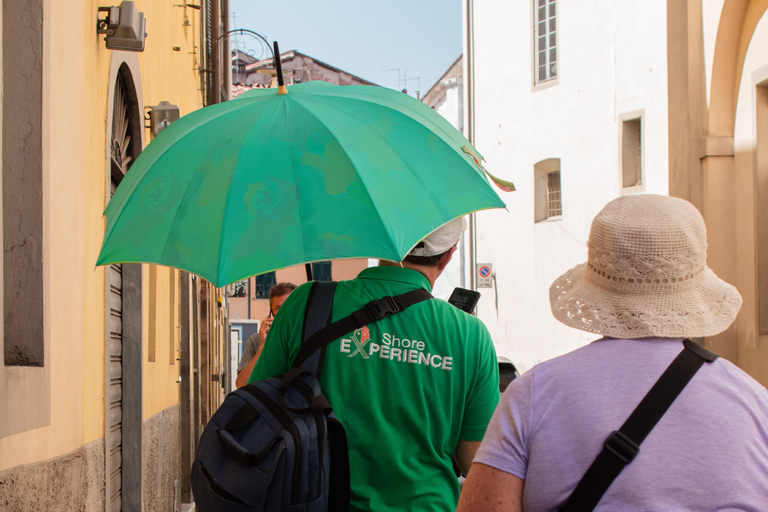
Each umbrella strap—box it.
[292,287,433,372]
[559,339,718,512]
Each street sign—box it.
[477,263,493,288]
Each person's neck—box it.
[378,260,439,288]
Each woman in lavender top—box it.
[458,195,768,511]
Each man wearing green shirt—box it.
[249,217,500,511]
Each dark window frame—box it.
[255,272,276,298]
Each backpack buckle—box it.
[364,296,401,320]
[603,430,639,465]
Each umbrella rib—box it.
[299,85,479,165]
[290,95,458,257]
[154,97,281,286]
[285,96,404,260]
[283,96,311,267]
[311,93,477,207]
[212,96,285,285]
[102,96,273,249]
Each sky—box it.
[229,0,463,98]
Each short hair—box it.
[269,282,297,307]
[403,243,451,267]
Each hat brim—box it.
[549,263,742,339]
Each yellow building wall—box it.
[142,265,184,420]
[135,0,204,421]
[0,0,203,471]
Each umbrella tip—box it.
[273,41,285,88]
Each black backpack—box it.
[191,281,432,511]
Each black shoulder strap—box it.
[299,281,338,377]
[277,286,433,413]
[559,339,718,512]
[292,288,433,370]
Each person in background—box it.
[457,194,768,511]
[249,217,499,512]
[235,282,296,389]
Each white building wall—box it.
[431,76,470,301]
[470,0,669,371]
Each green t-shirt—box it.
[250,266,499,511]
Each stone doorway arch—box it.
[105,52,144,512]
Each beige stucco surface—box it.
[730,1,768,385]
[0,0,203,472]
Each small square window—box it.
[311,261,333,282]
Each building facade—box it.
[0,1,231,510]
[465,0,768,385]
[240,49,378,88]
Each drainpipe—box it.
[463,0,477,291]
[210,0,221,105]
[222,0,231,101]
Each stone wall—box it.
[0,438,104,511]
[143,404,181,512]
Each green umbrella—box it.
[97,79,509,287]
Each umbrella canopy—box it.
[97,81,507,287]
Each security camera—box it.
[97,1,147,52]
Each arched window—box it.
[111,65,143,183]
[106,60,144,512]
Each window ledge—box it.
[532,78,559,93]
[620,184,646,195]
[535,215,563,224]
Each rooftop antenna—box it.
[404,75,421,100]
[383,67,401,90]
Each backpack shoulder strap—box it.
[278,286,432,414]
[292,288,433,370]
[299,281,337,377]
[559,339,718,511]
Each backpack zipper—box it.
[242,385,302,505]
[291,378,326,500]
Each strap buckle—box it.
[364,296,401,320]
[603,430,639,465]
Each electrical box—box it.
[150,101,180,136]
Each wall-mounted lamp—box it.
[147,101,180,136]
[97,1,147,52]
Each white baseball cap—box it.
[409,216,467,257]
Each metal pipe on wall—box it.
[222,0,231,101]
[210,0,221,105]
[463,0,477,291]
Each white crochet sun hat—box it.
[549,194,742,339]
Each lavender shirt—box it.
[474,338,768,511]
